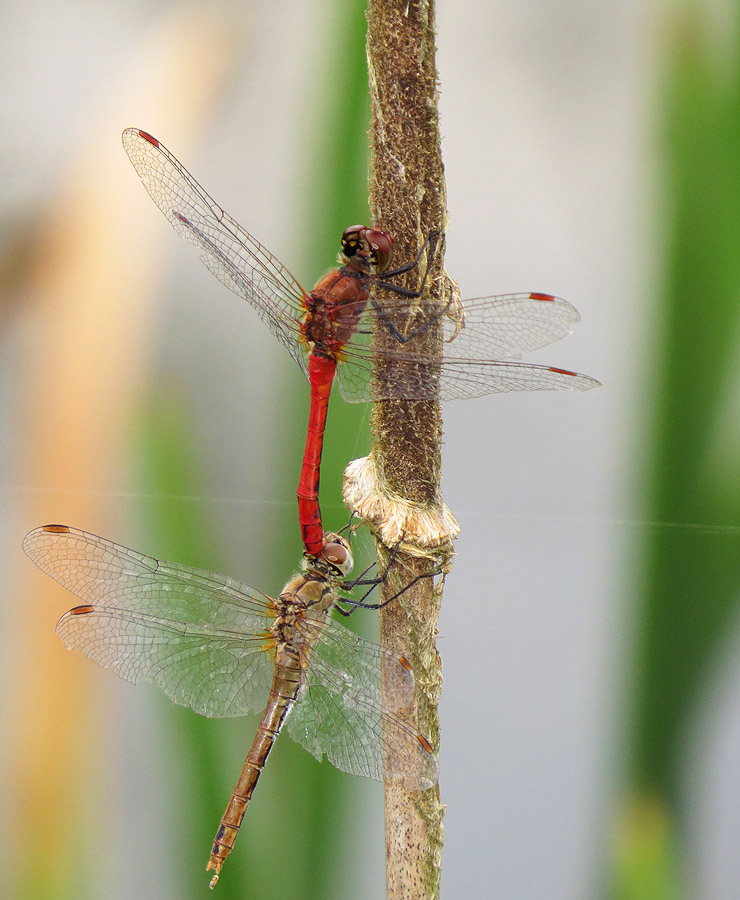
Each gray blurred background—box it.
[3,1,739,899]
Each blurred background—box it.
[2,0,739,898]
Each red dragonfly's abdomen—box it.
[297,353,336,556]
[297,269,371,557]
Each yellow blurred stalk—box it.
[9,6,238,893]
[613,794,682,900]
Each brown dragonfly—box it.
[23,524,437,888]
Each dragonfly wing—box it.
[440,293,582,357]
[334,350,374,403]
[336,292,597,401]
[352,291,582,360]
[286,619,438,789]
[122,128,309,375]
[361,352,599,401]
[435,358,600,399]
[54,606,274,718]
[24,525,276,717]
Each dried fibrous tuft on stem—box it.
[343,454,458,557]
[345,2,452,898]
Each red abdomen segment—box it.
[297,353,337,557]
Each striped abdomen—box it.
[297,353,337,557]
[206,653,301,888]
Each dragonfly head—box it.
[341,225,393,275]
[318,533,354,578]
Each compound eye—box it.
[341,224,369,257]
[366,229,393,272]
[320,536,353,575]
[322,541,348,567]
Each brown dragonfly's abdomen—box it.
[207,651,301,888]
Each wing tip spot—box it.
[417,734,434,753]
[69,605,95,616]
[548,366,577,377]
[138,130,159,148]
[529,292,555,302]
[43,524,70,533]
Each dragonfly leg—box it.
[341,556,382,589]
[336,509,360,538]
[332,557,384,614]
[370,281,455,344]
[333,602,355,617]
[345,566,440,610]
[371,231,438,301]
[339,538,442,611]
[380,231,439,280]
[341,533,404,591]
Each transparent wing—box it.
[286,618,438,789]
[419,358,599,401]
[440,291,581,354]
[122,127,310,373]
[23,525,277,717]
[337,347,600,402]
[374,291,582,358]
[334,292,599,402]
[120,131,596,404]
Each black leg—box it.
[373,232,438,304]
[341,535,404,591]
[337,510,359,538]
[380,231,439,280]
[374,280,427,299]
[334,601,355,617]
[340,567,440,610]
[338,536,442,611]
[370,283,455,345]
[342,557,380,589]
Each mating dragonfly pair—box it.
[24,129,599,887]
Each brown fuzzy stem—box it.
[365,1,449,897]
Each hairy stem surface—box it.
[366,2,448,897]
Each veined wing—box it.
[428,357,599,401]
[122,128,309,372]
[286,617,438,790]
[439,292,582,356]
[23,525,277,717]
[366,291,582,358]
[337,349,600,402]
[334,292,599,402]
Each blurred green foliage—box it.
[618,11,740,898]
[134,3,375,899]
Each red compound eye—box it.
[320,536,353,576]
[365,229,393,272]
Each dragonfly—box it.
[122,127,600,556]
[23,524,437,888]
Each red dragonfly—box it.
[24,524,436,888]
[122,128,599,555]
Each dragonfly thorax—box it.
[273,574,337,638]
[302,270,372,356]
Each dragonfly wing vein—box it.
[122,128,309,374]
[55,606,274,717]
[288,619,437,788]
[287,654,437,789]
[24,526,278,717]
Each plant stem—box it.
[365,2,448,897]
